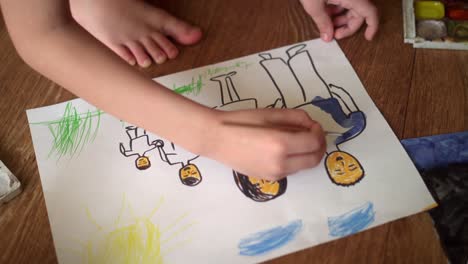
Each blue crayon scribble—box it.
[311,97,366,145]
[238,220,302,256]
[328,202,375,237]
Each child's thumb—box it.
[302,0,334,42]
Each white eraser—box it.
[0,160,21,204]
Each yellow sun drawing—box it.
[79,194,195,264]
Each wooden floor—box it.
[0,0,466,263]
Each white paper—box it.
[27,39,435,264]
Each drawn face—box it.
[325,151,364,186]
[136,156,151,170]
[233,171,287,202]
[247,177,280,196]
[179,164,202,186]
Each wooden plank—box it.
[0,17,58,264]
[384,213,447,264]
[404,49,468,138]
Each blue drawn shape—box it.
[239,220,302,256]
[311,97,366,145]
[401,132,468,172]
[328,202,375,237]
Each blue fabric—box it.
[401,132,468,171]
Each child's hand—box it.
[204,109,326,181]
[300,0,379,41]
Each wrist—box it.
[194,109,225,158]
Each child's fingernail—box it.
[128,59,136,66]
[142,59,152,68]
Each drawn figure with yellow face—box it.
[326,151,364,186]
[259,44,367,186]
[154,140,202,187]
[233,171,287,202]
[119,126,159,170]
[210,72,288,201]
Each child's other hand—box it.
[300,0,379,41]
[205,109,326,181]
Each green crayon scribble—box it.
[173,75,203,95]
[204,61,254,78]
[171,61,253,96]
[30,102,103,159]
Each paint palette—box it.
[404,0,468,50]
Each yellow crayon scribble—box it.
[148,196,165,219]
[80,195,194,264]
[161,212,188,233]
[114,194,127,227]
[161,222,196,244]
[163,237,193,256]
[86,207,103,231]
[84,218,163,264]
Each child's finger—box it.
[334,16,364,39]
[109,44,136,66]
[364,14,379,40]
[333,14,349,27]
[126,41,152,68]
[264,109,318,129]
[352,0,379,40]
[281,126,325,154]
[284,150,326,175]
[141,37,167,64]
[326,5,345,16]
[302,0,334,42]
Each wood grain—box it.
[1,0,463,263]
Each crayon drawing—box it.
[259,44,366,186]
[328,202,375,238]
[154,140,202,187]
[29,102,103,160]
[81,195,194,264]
[238,220,302,256]
[119,125,203,186]
[119,126,159,170]
[210,71,287,202]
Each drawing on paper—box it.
[210,72,287,202]
[119,126,203,186]
[81,195,194,264]
[259,44,367,186]
[173,75,204,96]
[325,150,364,186]
[211,71,258,111]
[328,201,375,237]
[119,126,159,170]
[154,140,202,187]
[29,102,103,159]
[171,61,254,96]
[238,220,302,256]
[233,171,287,202]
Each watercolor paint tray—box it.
[403,0,468,50]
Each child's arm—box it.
[0,0,326,181]
[301,0,379,42]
